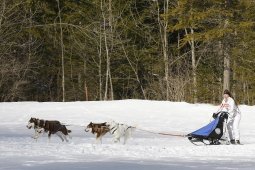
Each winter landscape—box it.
[1,100,255,170]
[1,0,255,169]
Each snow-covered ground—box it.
[0,100,255,170]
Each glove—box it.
[212,112,218,119]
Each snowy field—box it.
[0,100,255,170]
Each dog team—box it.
[26,117,136,144]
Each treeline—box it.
[0,0,255,104]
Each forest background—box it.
[0,0,254,105]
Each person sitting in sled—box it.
[218,89,241,145]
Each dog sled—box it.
[27,112,231,146]
[187,111,229,145]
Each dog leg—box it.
[63,134,69,142]
[32,130,38,140]
[95,137,99,144]
[95,133,101,144]
[123,136,127,145]
[126,127,135,144]
[56,132,64,142]
[113,137,117,143]
[114,137,120,143]
[124,129,132,144]
[48,132,52,143]
[33,128,44,141]
[99,135,103,144]
[33,129,39,139]
[116,133,121,143]
[33,129,40,141]
[60,132,66,142]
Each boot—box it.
[236,140,241,145]
[230,139,235,144]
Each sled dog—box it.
[106,121,136,144]
[85,122,110,143]
[26,117,71,142]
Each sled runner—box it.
[187,111,229,145]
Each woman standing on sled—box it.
[218,89,241,145]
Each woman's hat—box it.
[223,89,231,96]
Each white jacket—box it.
[220,97,240,118]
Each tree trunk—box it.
[163,0,169,101]
[156,0,170,101]
[98,24,102,100]
[184,27,197,103]
[101,0,114,100]
[103,14,109,100]
[84,81,88,101]
[190,27,197,103]
[57,0,65,102]
[223,48,230,91]
[83,57,88,101]
[222,2,231,92]
[120,42,147,99]
[101,0,108,100]
[108,0,114,100]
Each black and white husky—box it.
[26,117,71,142]
[106,121,136,144]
